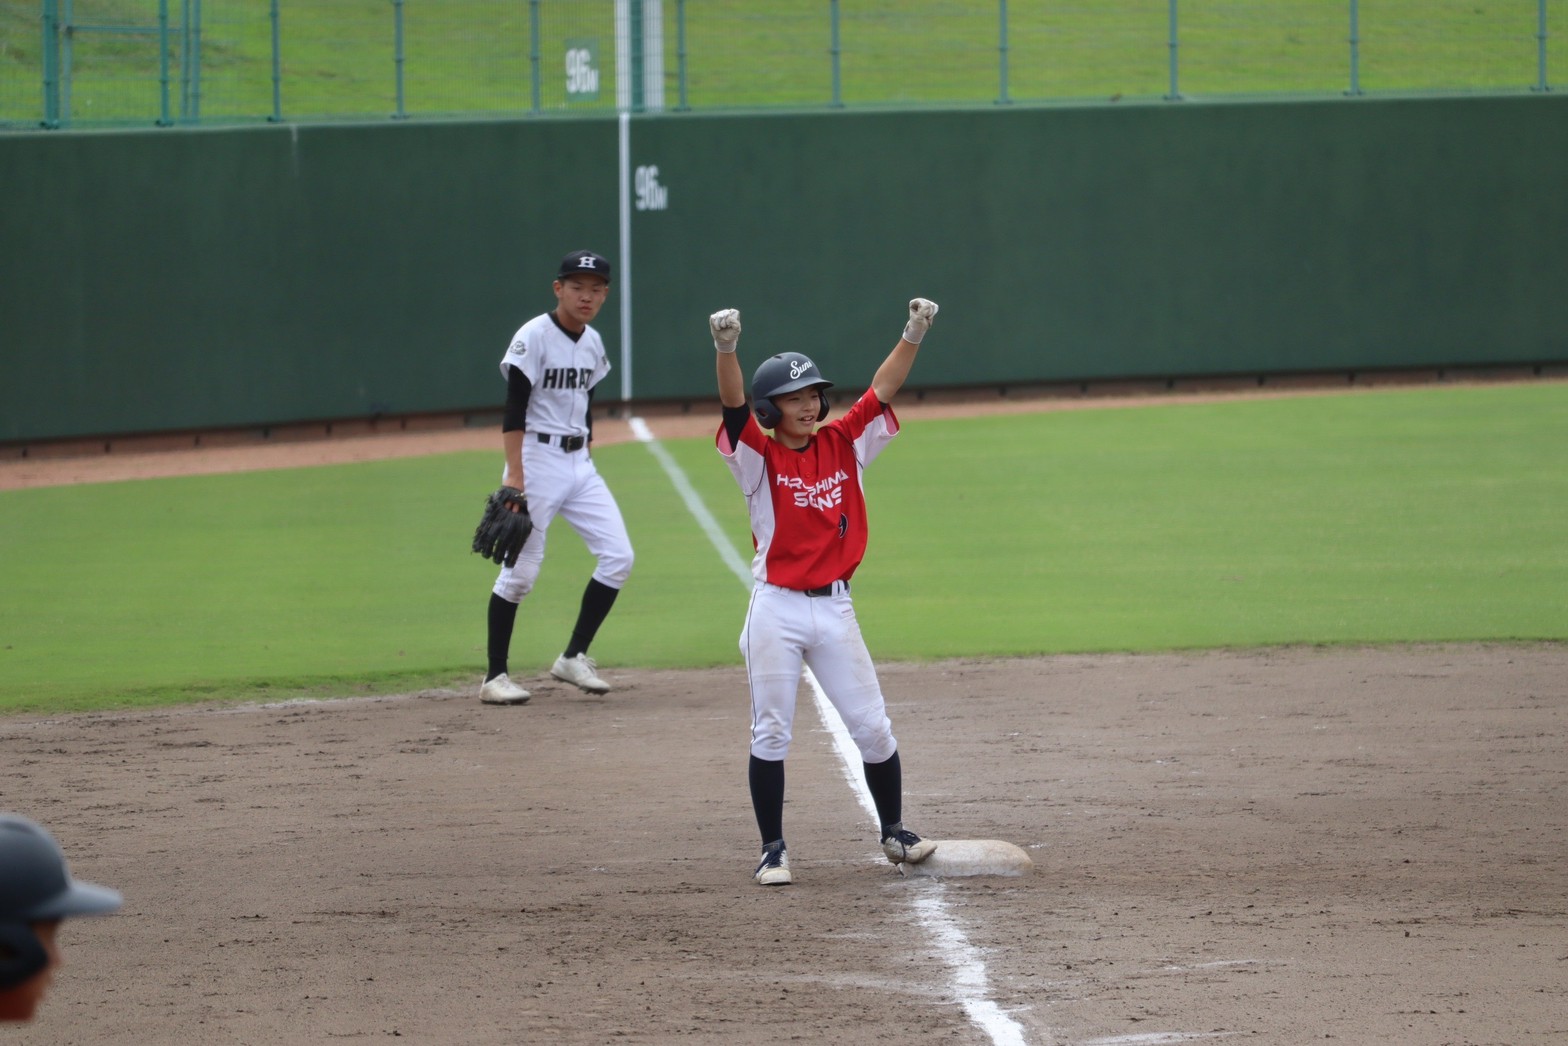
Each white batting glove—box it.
[709,309,741,353]
[903,298,939,344]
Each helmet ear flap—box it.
[753,397,783,429]
[0,922,49,990]
[817,389,830,422]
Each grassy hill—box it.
[1,0,1557,128]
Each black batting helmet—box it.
[750,353,834,430]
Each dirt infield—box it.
[4,382,1565,1043]
[4,646,1564,1044]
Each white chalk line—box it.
[630,416,1031,1046]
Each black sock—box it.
[749,755,785,846]
[863,750,902,834]
[563,578,620,658]
[486,592,519,681]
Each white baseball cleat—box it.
[479,673,531,705]
[880,824,937,865]
[551,653,610,694]
[754,841,792,886]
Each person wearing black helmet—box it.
[0,813,122,1022]
[707,297,941,885]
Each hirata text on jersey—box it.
[540,367,596,389]
[776,469,850,510]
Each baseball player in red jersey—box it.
[709,297,941,885]
[479,250,635,705]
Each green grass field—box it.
[2,382,1564,715]
[2,0,1560,127]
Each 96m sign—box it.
[634,166,668,211]
[565,41,600,101]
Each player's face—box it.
[771,387,823,446]
[553,274,610,332]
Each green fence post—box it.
[158,0,171,125]
[830,0,843,107]
[180,0,192,120]
[393,0,407,118]
[191,0,202,121]
[1165,0,1182,100]
[61,0,72,123]
[629,0,645,111]
[1347,0,1363,96]
[1534,0,1551,92]
[997,0,1010,104]
[529,0,541,114]
[676,0,689,111]
[41,0,61,127]
[269,0,282,121]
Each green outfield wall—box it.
[0,118,621,442]
[3,94,1565,443]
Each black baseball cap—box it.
[556,250,612,283]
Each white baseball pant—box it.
[492,439,633,602]
[740,582,898,763]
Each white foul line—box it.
[629,416,1031,1046]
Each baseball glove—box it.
[471,486,533,569]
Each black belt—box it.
[536,433,587,452]
[803,581,849,597]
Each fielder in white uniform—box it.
[478,250,635,705]
[709,297,941,885]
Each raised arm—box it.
[711,308,747,408]
[870,298,939,404]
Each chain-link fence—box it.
[1,1,1559,131]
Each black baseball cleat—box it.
[754,839,792,886]
[880,823,937,865]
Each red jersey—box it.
[717,389,900,590]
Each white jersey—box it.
[500,312,611,438]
